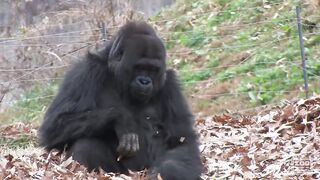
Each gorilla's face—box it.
[108,22,166,103]
[126,35,166,102]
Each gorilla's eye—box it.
[150,66,159,73]
[135,65,159,73]
[115,50,124,61]
[118,50,124,56]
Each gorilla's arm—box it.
[39,54,138,153]
[39,108,129,151]
[38,56,110,150]
[150,70,202,179]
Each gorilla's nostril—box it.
[139,79,150,85]
[136,76,151,86]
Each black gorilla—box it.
[38,21,202,180]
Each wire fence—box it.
[0,2,319,115]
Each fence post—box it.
[296,6,309,98]
[100,22,107,41]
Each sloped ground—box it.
[1,95,319,179]
[152,0,320,114]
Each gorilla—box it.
[38,21,202,180]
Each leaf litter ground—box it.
[1,96,320,179]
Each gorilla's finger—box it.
[117,135,126,153]
[133,134,139,152]
[125,133,132,153]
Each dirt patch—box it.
[218,51,251,70]
[189,78,251,115]
[216,21,242,36]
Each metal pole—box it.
[296,6,309,98]
[101,22,107,41]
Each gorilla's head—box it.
[108,21,167,103]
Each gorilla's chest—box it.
[133,105,166,139]
[120,105,167,170]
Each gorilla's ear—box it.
[87,43,111,63]
[87,50,104,63]
[109,35,124,60]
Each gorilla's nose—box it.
[140,79,150,85]
[136,76,151,86]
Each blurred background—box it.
[0,0,319,123]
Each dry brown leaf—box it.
[157,173,163,180]
[1,96,320,179]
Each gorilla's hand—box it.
[95,106,139,157]
[147,168,163,180]
[117,133,139,157]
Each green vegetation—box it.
[153,0,320,109]
[0,82,57,124]
[0,135,35,149]
[180,64,211,86]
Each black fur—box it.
[38,21,202,180]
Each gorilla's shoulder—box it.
[160,69,184,98]
[165,69,179,86]
[63,47,111,84]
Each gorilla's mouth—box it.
[136,90,152,99]
[138,91,150,96]
[130,78,153,102]
[130,87,152,102]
